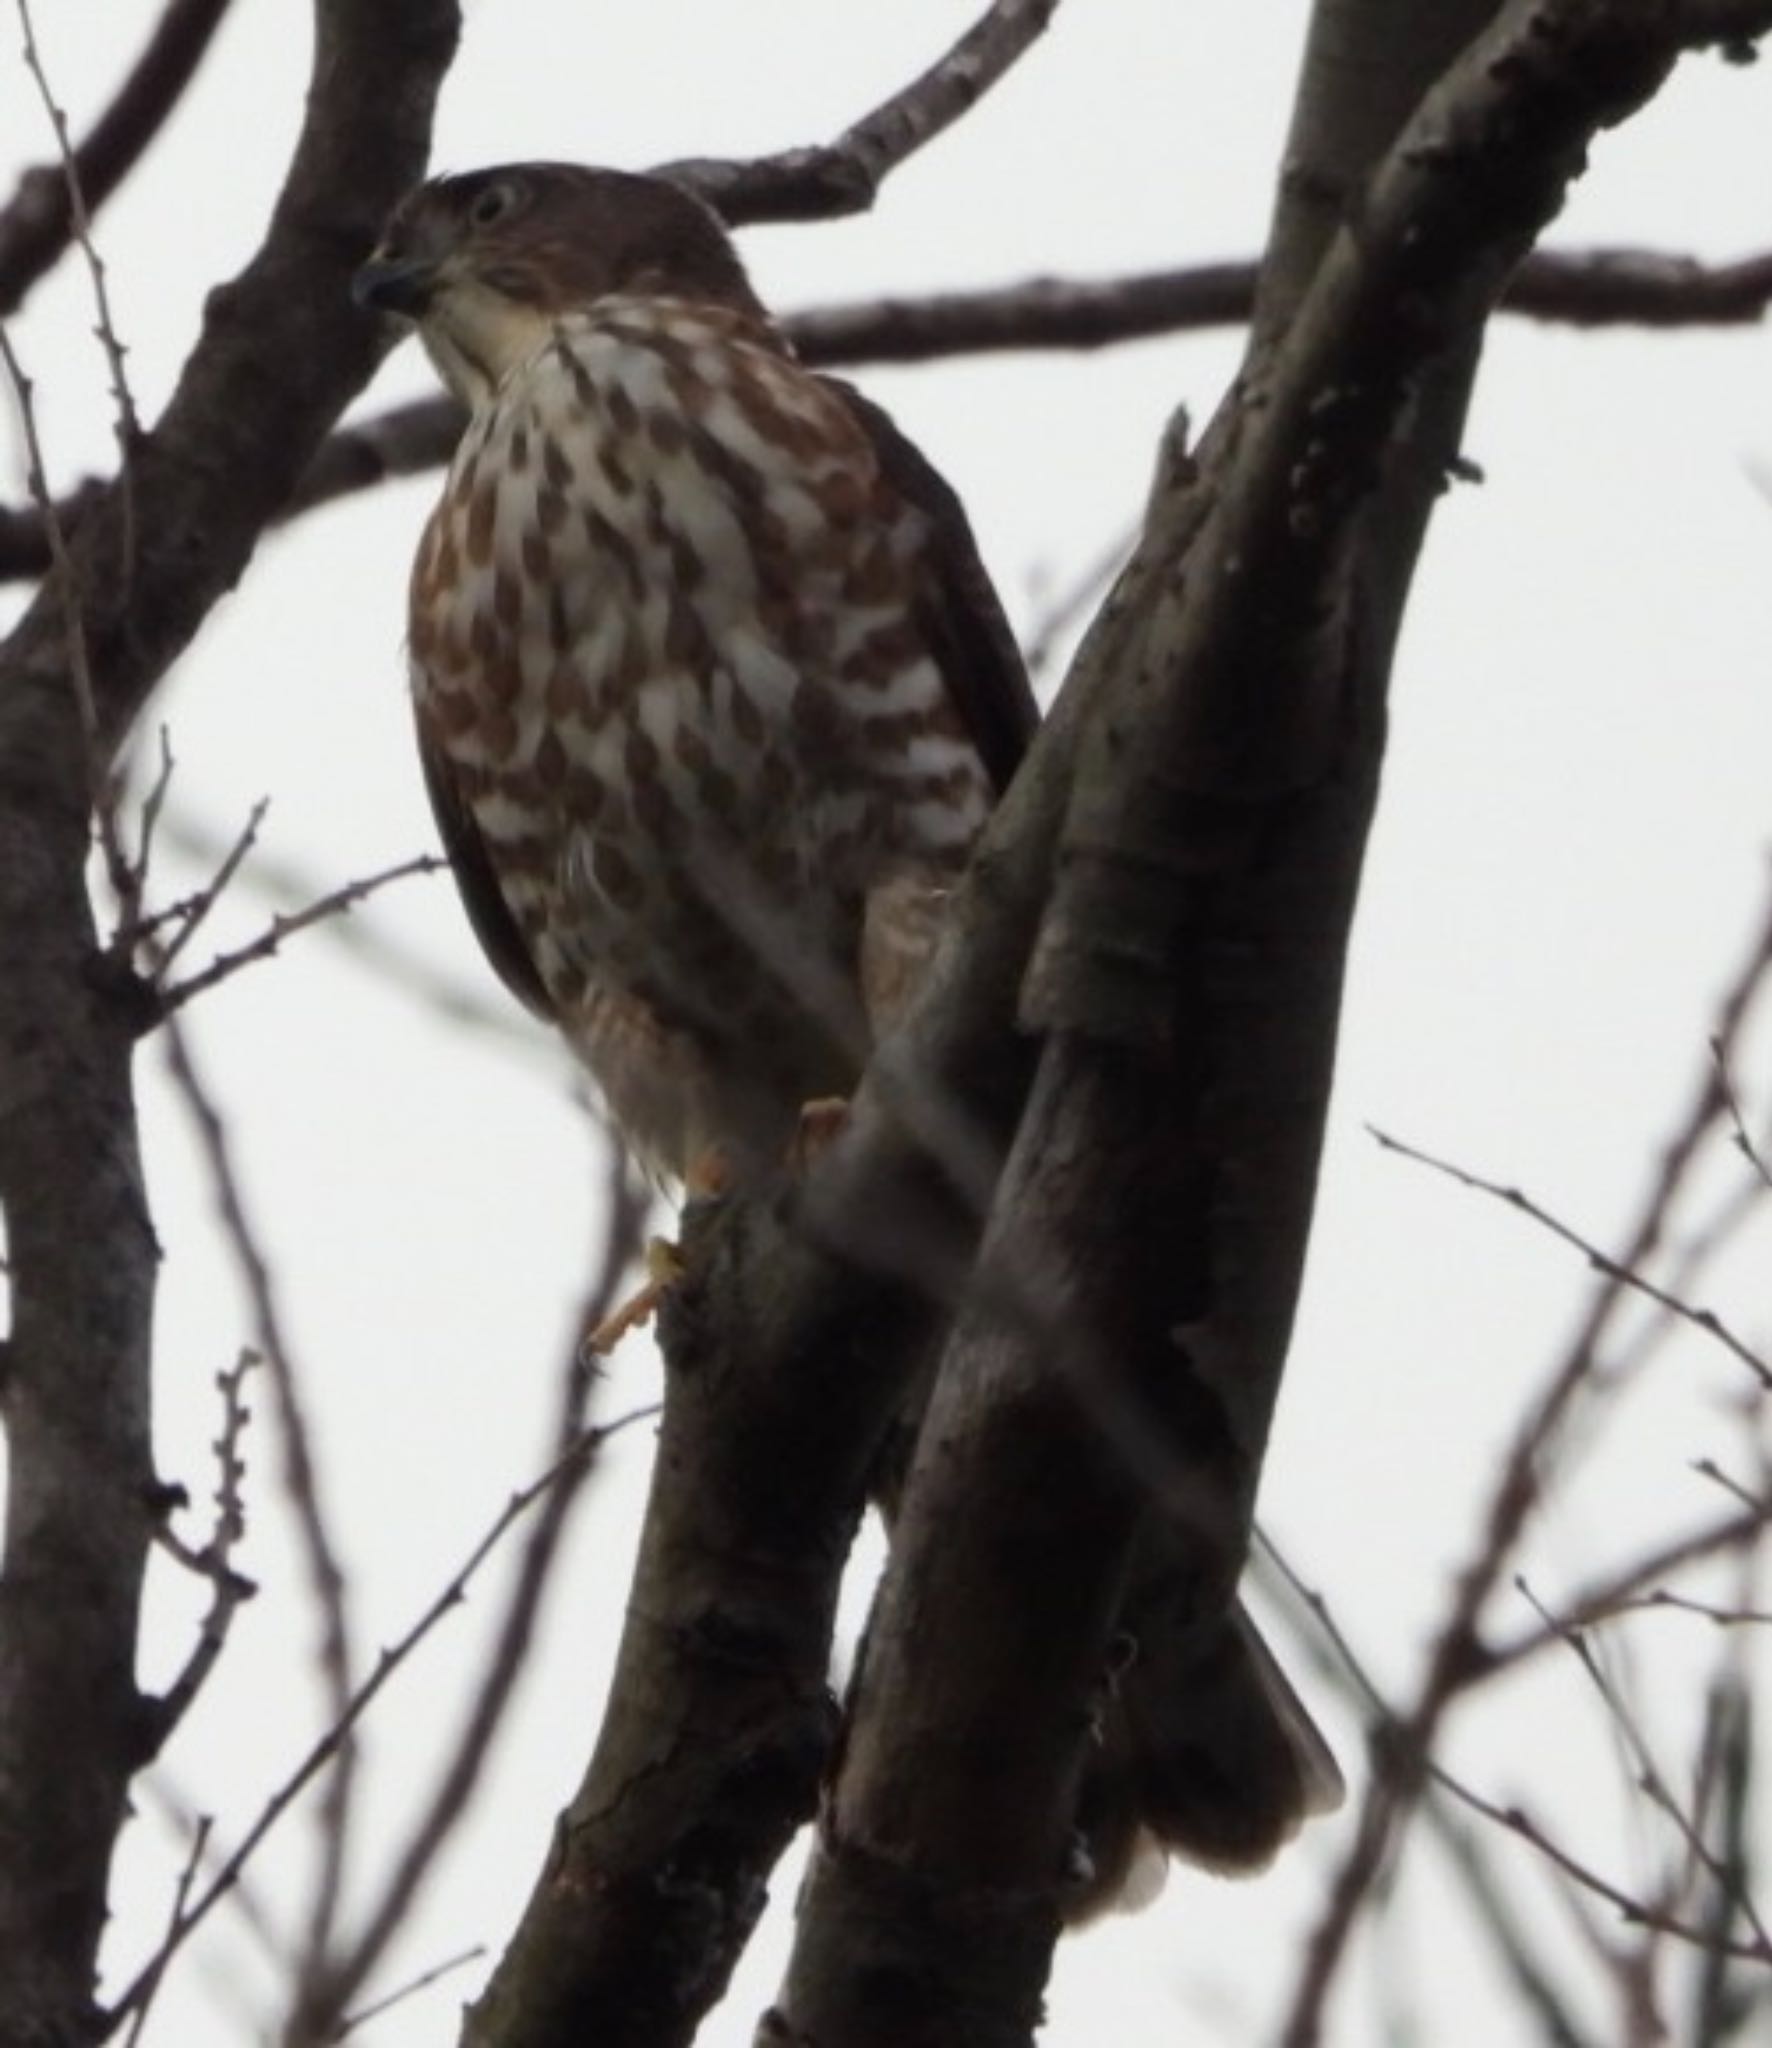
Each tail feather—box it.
[1068,1595,1343,1918]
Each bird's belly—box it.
[409,309,993,1143]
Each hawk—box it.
[354,162,1034,1185]
[354,162,1339,1909]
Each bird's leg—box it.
[581,1236,685,1356]
[580,1144,734,1357]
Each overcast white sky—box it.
[3,5,1770,2043]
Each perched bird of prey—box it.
[355,162,1035,1185]
[355,161,1339,1909]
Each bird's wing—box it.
[824,377,1040,796]
[415,718,558,1023]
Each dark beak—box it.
[352,253,439,317]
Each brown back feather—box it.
[824,376,1039,796]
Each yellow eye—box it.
[469,181,519,229]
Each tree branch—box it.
[2,235,1765,582]
[0,0,236,318]
[0,3,459,2040]
[659,0,1060,224]
[774,0,1772,2036]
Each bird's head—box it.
[354,162,765,408]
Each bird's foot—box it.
[582,1236,686,1357]
[788,1096,850,1175]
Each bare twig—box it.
[1712,1035,1772,1192]
[0,0,233,317]
[141,1775,285,1971]
[13,0,144,454]
[1484,1505,1772,1671]
[1514,1577,1772,1958]
[156,810,546,1051]
[1431,1773,1772,1966]
[122,1813,213,2048]
[662,0,1061,224]
[1369,1127,1772,1389]
[297,1150,651,2033]
[1625,1588,1772,1627]
[1285,864,1772,2043]
[1695,1456,1772,1516]
[143,1349,260,1755]
[136,797,270,966]
[115,728,177,944]
[157,851,446,1014]
[101,1405,659,2034]
[155,1008,358,1975]
[330,1946,485,2040]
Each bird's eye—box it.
[468,181,519,229]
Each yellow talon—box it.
[582,1235,685,1356]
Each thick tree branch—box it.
[465,0,1542,2032]
[0,0,236,317]
[458,511,1075,2044]
[767,0,1516,2029]
[0,5,459,2042]
[775,0,1772,2035]
[659,0,1060,225]
[774,1034,1206,2046]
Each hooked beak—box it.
[352,252,439,318]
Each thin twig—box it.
[1483,1505,1772,1671]
[1369,1126,1772,1390]
[101,1405,659,2032]
[329,1946,485,2041]
[122,1813,213,2048]
[1514,1577,1772,1958]
[152,811,545,1050]
[1285,870,1772,2043]
[116,728,177,944]
[13,0,142,441]
[131,797,270,965]
[1625,1588,1772,1628]
[143,1350,260,1756]
[157,852,446,1013]
[1431,1772,1772,1966]
[1712,1035,1772,1193]
[298,1148,651,2030]
[155,1008,358,1975]
[13,0,142,585]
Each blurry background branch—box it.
[3,239,1769,582]
[0,0,235,318]
[1282,865,1772,2045]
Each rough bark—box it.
[765,2,1768,2042]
